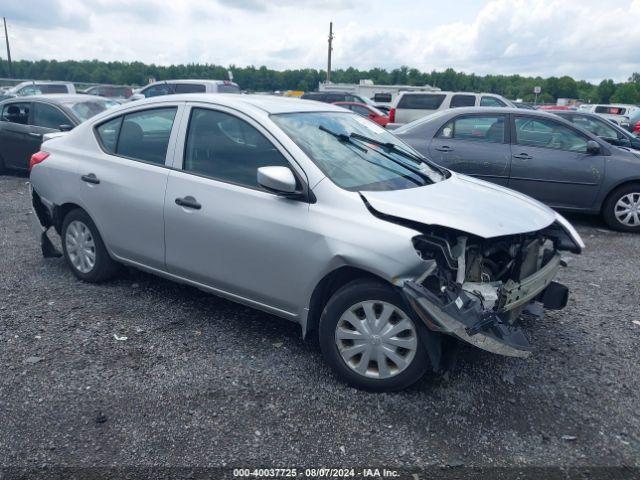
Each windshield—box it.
[61,99,118,122]
[271,111,444,191]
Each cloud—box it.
[215,0,357,12]
[2,0,90,30]
[3,0,639,82]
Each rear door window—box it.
[439,115,506,143]
[1,102,30,124]
[32,103,71,129]
[95,108,177,164]
[397,94,446,110]
[450,95,476,108]
[174,83,207,94]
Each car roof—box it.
[395,106,580,134]
[148,79,236,86]
[0,94,108,105]
[397,91,500,96]
[124,93,346,114]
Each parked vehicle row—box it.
[129,79,241,101]
[0,95,118,171]
[27,94,583,391]
[394,107,640,232]
[387,91,515,128]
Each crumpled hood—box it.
[361,173,557,238]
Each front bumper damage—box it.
[403,253,568,358]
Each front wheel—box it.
[61,208,119,282]
[602,183,640,233]
[319,280,430,391]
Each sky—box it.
[1,0,639,83]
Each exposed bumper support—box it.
[498,253,562,312]
[28,183,62,259]
[403,254,568,358]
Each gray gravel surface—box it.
[1,173,639,472]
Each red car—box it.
[332,101,389,127]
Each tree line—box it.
[1,58,639,104]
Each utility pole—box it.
[326,21,334,83]
[3,17,11,77]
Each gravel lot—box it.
[1,173,639,475]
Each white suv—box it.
[388,91,514,127]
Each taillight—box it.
[29,151,49,171]
[389,108,396,123]
[634,121,640,133]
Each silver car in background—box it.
[29,95,583,391]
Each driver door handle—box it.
[28,132,43,138]
[81,173,100,184]
[435,145,453,152]
[513,153,533,160]
[175,196,201,210]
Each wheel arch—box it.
[304,265,393,339]
[600,178,640,214]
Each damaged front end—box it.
[403,220,582,358]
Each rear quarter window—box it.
[95,116,122,153]
[397,94,446,110]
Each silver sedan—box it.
[28,94,584,391]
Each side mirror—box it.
[58,124,74,132]
[129,93,144,101]
[586,140,600,154]
[257,166,298,195]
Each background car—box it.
[552,110,640,151]
[579,103,638,129]
[0,94,117,172]
[388,91,514,128]
[332,101,389,127]
[129,79,240,100]
[84,85,133,99]
[300,90,379,107]
[626,109,640,135]
[394,107,640,232]
[3,81,76,97]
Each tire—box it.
[0,153,5,174]
[319,279,430,392]
[602,183,640,233]
[61,208,119,282]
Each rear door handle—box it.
[513,153,533,160]
[435,146,453,152]
[81,173,100,184]
[175,196,201,210]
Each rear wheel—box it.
[61,209,119,282]
[603,183,640,232]
[319,280,430,391]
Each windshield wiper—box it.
[319,125,367,152]
[348,132,447,176]
[318,125,430,185]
